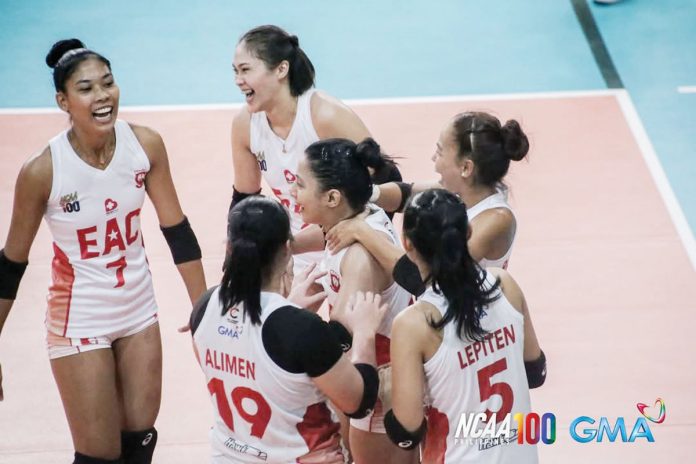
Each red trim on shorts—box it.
[50,243,75,337]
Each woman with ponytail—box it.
[383,189,546,464]
[291,138,415,463]
[229,25,400,276]
[191,196,387,464]
[326,112,529,294]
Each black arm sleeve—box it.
[190,286,218,336]
[395,182,414,213]
[229,186,262,213]
[525,350,547,388]
[262,306,344,377]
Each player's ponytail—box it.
[451,112,529,188]
[240,25,315,97]
[305,137,396,213]
[403,189,500,341]
[220,197,291,324]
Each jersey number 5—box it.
[208,377,272,438]
[477,358,513,421]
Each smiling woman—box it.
[228,25,401,276]
[0,38,207,464]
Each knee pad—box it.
[73,452,122,464]
[121,428,157,464]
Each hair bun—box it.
[289,34,299,47]
[46,39,86,68]
[354,137,384,169]
[500,120,529,161]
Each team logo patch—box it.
[60,191,81,213]
[134,170,147,188]
[283,169,296,184]
[105,198,119,214]
[329,270,341,292]
[255,151,268,172]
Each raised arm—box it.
[133,125,206,305]
[1,148,52,399]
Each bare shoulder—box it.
[473,207,515,232]
[392,301,436,341]
[129,123,165,158]
[19,145,53,196]
[310,90,364,138]
[342,242,381,274]
[231,105,251,143]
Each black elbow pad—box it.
[160,217,202,264]
[345,363,379,419]
[525,350,547,388]
[384,409,426,450]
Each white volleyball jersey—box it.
[44,120,157,338]
[320,206,411,367]
[249,89,318,235]
[193,289,344,464]
[467,187,515,269]
[419,272,537,464]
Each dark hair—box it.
[220,196,291,324]
[45,39,111,92]
[240,25,315,97]
[403,189,500,341]
[452,112,529,187]
[305,137,389,212]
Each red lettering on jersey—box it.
[125,208,141,245]
[103,218,126,255]
[422,406,449,464]
[77,226,99,259]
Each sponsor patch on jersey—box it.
[134,169,147,188]
[329,270,341,293]
[254,151,268,172]
[105,198,119,214]
[60,191,81,213]
[283,169,296,184]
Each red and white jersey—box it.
[193,289,344,463]
[44,120,157,338]
[418,272,537,463]
[467,186,514,269]
[249,89,318,235]
[320,206,411,367]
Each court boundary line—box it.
[615,89,696,271]
[2,89,694,270]
[0,89,619,115]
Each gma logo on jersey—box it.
[569,398,666,443]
